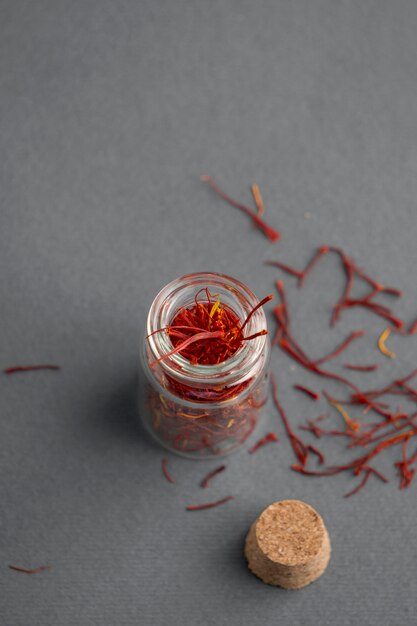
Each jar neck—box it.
[145,272,269,389]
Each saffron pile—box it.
[266,246,417,496]
[154,289,272,368]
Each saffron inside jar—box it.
[169,297,243,365]
[140,273,271,458]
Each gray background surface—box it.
[1,1,417,625]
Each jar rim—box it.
[145,272,269,388]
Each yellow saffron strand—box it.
[177,411,209,420]
[209,297,221,318]
[332,401,360,432]
[251,183,265,218]
[378,327,396,359]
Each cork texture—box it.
[244,500,331,589]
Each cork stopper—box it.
[244,500,331,589]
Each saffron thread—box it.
[162,458,175,484]
[248,432,279,454]
[293,384,320,401]
[9,565,51,574]
[200,465,226,488]
[4,365,60,375]
[186,495,234,511]
[201,176,281,242]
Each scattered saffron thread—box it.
[271,373,308,465]
[329,400,360,432]
[248,432,279,454]
[251,183,265,218]
[4,365,60,375]
[8,565,51,574]
[344,467,388,498]
[343,363,379,372]
[267,245,417,495]
[201,176,281,242]
[314,331,365,366]
[200,465,226,488]
[162,458,175,484]
[186,495,234,511]
[293,384,320,401]
[267,246,407,329]
[378,328,396,359]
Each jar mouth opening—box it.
[145,272,269,386]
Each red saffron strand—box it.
[241,294,273,330]
[343,470,372,498]
[368,467,390,483]
[408,446,417,466]
[200,465,226,488]
[408,317,417,335]
[267,245,406,329]
[284,245,406,328]
[242,329,269,341]
[201,176,281,242]
[396,439,417,489]
[382,287,403,297]
[293,384,320,401]
[292,464,345,477]
[358,367,417,402]
[395,439,413,489]
[314,330,365,366]
[298,414,331,438]
[274,280,311,362]
[161,458,175,484]
[346,431,417,473]
[341,299,404,329]
[150,330,225,367]
[264,260,303,280]
[343,363,379,372]
[332,255,355,326]
[271,373,308,465]
[280,337,367,400]
[299,246,330,288]
[344,467,388,498]
[307,444,326,465]
[8,564,51,574]
[186,495,234,511]
[4,365,60,375]
[248,432,279,454]
[274,280,369,396]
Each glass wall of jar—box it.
[139,272,270,459]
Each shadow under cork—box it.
[212,526,289,597]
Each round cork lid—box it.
[255,500,327,566]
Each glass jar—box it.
[139,272,270,459]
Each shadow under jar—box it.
[139,272,271,459]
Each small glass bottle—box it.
[139,272,270,459]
